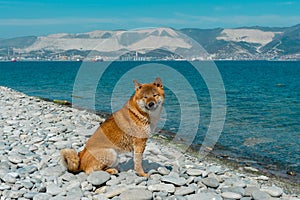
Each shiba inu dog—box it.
[61,77,164,177]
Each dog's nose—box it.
[148,102,155,108]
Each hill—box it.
[1,25,299,61]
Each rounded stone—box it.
[252,190,271,200]
[262,186,283,197]
[148,183,176,193]
[21,180,34,189]
[187,192,222,200]
[2,173,16,184]
[201,177,219,188]
[186,168,203,176]
[119,188,153,200]
[87,171,111,186]
[161,172,186,186]
[46,183,63,196]
[157,167,170,175]
[33,193,52,200]
[174,186,195,196]
[221,192,243,199]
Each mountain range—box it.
[0,24,299,61]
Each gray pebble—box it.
[33,193,53,200]
[81,181,93,191]
[187,191,222,200]
[119,188,152,200]
[186,168,203,176]
[46,183,63,196]
[157,166,170,175]
[0,183,11,190]
[244,186,260,197]
[148,183,176,193]
[40,165,65,177]
[221,191,243,199]
[221,186,245,196]
[161,172,186,186]
[87,171,111,186]
[201,177,220,188]
[174,186,195,196]
[262,186,283,197]
[252,190,271,200]
[20,179,34,189]
[2,173,17,184]
[66,186,83,199]
[24,191,39,199]
[61,172,77,181]
[104,186,128,198]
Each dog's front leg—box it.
[133,138,149,177]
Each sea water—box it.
[0,60,299,181]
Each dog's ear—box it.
[134,80,142,90]
[153,77,163,88]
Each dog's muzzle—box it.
[146,101,157,111]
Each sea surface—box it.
[0,61,299,181]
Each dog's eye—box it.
[143,96,148,99]
[153,94,158,97]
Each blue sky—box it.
[0,0,299,38]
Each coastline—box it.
[0,86,299,199]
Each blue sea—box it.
[0,61,299,182]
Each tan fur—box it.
[61,77,164,177]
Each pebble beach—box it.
[0,86,299,200]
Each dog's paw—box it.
[106,168,118,175]
[138,172,149,178]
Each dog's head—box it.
[133,77,164,113]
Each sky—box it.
[0,0,300,38]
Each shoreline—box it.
[0,86,299,199]
[37,95,300,186]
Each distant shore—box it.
[0,86,299,199]
[1,59,300,62]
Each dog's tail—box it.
[60,149,80,172]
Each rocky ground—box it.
[0,86,299,200]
